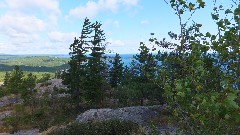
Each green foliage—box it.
[0,56,69,74]
[3,72,10,86]
[21,73,37,102]
[4,66,24,94]
[1,1,239,134]
[0,86,7,98]
[109,53,124,88]
[119,43,163,106]
[61,18,89,110]
[134,42,157,81]
[2,66,39,102]
[152,0,240,134]
[0,56,69,67]
[0,56,67,82]
[62,18,108,108]
[0,71,53,83]
[3,89,74,132]
[37,73,51,83]
[83,20,108,105]
[47,120,140,135]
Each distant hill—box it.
[0,55,70,72]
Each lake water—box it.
[56,54,135,66]
[0,53,136,66]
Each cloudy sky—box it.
[0,0,235,54]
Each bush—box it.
[0,86,7,98]
[48,120,141,135]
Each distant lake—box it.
[53,54,135,66]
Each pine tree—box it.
[130,42,160,105]
[61,18,108,108]
[6,66,24,94]
[109,53,124,88]
[61,18,92,109]
[134,42,157,82]
[84,21,107,105]
[3,72,10,86]
[22,73,37,103]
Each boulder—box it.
[76,105,177,134]
[76,105,163,125]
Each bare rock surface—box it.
[35,79,67,94]
[76,105,177,134]
[11,129,39,135]
[76,105,163,125]
[0,110,12,121]
[0,129,39,135]
[0,96,22,108]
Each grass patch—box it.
[0,71,55,82]
[0,72,5,82]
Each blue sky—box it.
[0,0,236,54]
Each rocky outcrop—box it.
[35,79,68,94]
[76,105,177,134]
[0,110,12,121]
[0,129,39,135]
[0,95,22,108]
[76,105,163,125]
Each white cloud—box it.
[48,31,77,43]
[0,13,45,44]
[0,14,45,34]
[99,0,121,12]
[68,1,99,19]
[67,0,139,19]
[0,0,143,54]
[123,0,138,6]
[1,0,60,30]
[0,43,17,53]
[3,0,60,14]
[0,0,62,53]
[0,41,70,54]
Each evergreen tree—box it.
[3,72,10,86]
[62,18,91,109]
[109,53,124,88]
[131,43,160,105]
[38,73,51,83]
[121,65,132,86]
[62,18,107,107]
[84,21,107,105]
[22,73,37,103]
[6,66,24,94]
[134,42,157,82]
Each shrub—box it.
[48,120,141,135]
[0,86,7,98]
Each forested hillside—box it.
[0,56,69,81]
[0,56,69,67]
